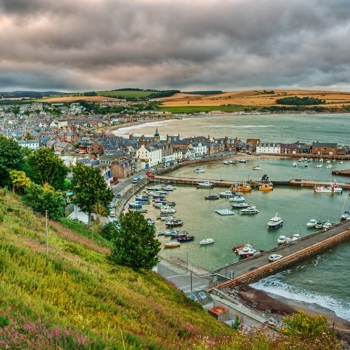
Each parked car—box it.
[132,178,138,183]
[268,254,283,262]
[114,194,121,199]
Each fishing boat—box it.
[314,180,342,194]
[164,242,180,249]
[258,184,273,191]
[177,235,195,243]
[166,219,183,227]
[230,183,251,192]
[240,206,259,215]
[233,244,257,258]
[199,238,214,245]
[267,213,283,229]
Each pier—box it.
[210,220,350,291]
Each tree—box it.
[110,211,161,270]
[70,162,114,223]
[0,134,24,187]
[23,182,65,221]
[9,170,31,193]
[26,148,68,190]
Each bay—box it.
[120,113,350,321]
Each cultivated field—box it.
[159,89,350,108]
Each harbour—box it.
[117,113,350,322]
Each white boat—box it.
[160,207,176,214]
[277,235,291,244]
[292,162,297,167]
[252,165,262,170]
[326,160,331,163]
[240,206,259,214]
[228,160,235,164]
[291,233,301,241]
[218,190,233,198]
[322,221,332,229]
[326,164,332,169]
[229,194,246,202]
[238,159,246,163]
[315,220,324,229]
[194,168,205,173]
[339,160,344,164]
[197,181,214,188]
[319,158,323,162]
[316,164,323,168]
[340,211,350,221]
[314,181,342,194]
[298,157,305,162]
[223,161,229,165]
[235,244,257,258]
[162,185,177,191]
[231,201,250,208]
[199,238,214,245]
[267,213,283,229]
[306,219,317,228]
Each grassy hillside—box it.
[0,191,237,349]
[0,191,341,349]
[97,90,154,98]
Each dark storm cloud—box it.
[0,0,350,91]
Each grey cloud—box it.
[0,0,350,91]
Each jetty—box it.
[210,220,350,291]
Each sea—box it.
[115,113,350,321]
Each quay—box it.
[210,220,350,291]
[151,176,350,190]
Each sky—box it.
[1,0,350,92]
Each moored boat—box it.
[340,211,350,221]
[277,235,290,244]
[234,244,257,258]
[194,168,205,173]
[218,190,233,198]
[258,184,273,191]
[231,201,250,208]
[292,162,297,167]
[230,183,251,192]
[229,193,246,202]
[306,219,317,228]
[177,235,195,243]
[164,242,180,249]
[199,238,214,245]
[267,213,283,229]
[205,195,220,200]
[166,219,183,227]
[240,206,259,214]
[197,181,214,188]
[314,181,342,194]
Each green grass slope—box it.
[0,192,237,349]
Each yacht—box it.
[199,238,214,245]
[231,201,250,208]
[218,190,233,198]
[229,193,246,202]
[240,206,259,215]
[238,159,247,163]
[267,213,283,229]
[292,162,297,167]
[197,181,214,188]
[194,168,205,173]
[306,219,317,228]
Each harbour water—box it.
[118,113,350,321]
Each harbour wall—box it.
[215,226,350,293]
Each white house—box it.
[256,142,281,154]
[136,144,162,169]
[192,142,207,158]
[17,140,40,150]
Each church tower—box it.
[154,127,160,143]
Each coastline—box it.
[238,285,350,341]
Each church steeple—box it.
[154,127,160,143]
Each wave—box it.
[210,125,275,129]
[113,120,177,136]
[251,273,350,321]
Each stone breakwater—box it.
[216,227,350,292]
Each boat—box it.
[304,162,309,167]
[205,195,220,200]
[177,235,195,243]
[135,195,149,202]
[146,185,163,191]
[164,242,180,249]
[277,235,291,244]
[199,238,214,245]
[340,211,350,221]
[223,160,229,165]
[229,193,246,202]
[234,244,257,258]
[228,160,235,164]
[267,213,283,229]
[326,160,331,163]
[160,207,176,214]
[215,209,234,216]
[323,221,332,229]
[298,157,305,162]
[319,158,323,162]
[231,201,250,208]
[153,202,166,208]
[230,183,251,192]
[315,220,324,229]
[292,162,297,167]
[218,190,233,198]
[197,181,214,188]
[258,184,273,191]
[194,168,205,173]
[166,219,183,227]
[238,159,246,163]
[129,202,142,209]
[162,185,177,191]
[314,180,343,194]
[240,206,259,215]
[291,233,301,241]
[252,165,262,170]
[326,164,332,169]
[158,215,176,221]
[316,164,323,168]
[146,218,155,225]
[306,219,317,228]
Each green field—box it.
[97,90,156,98]
[157,105,248,113]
